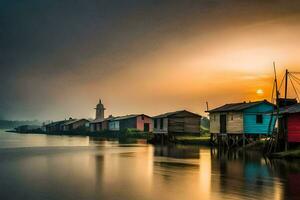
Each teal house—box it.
[208,100,276,135]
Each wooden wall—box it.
[153,111,201,134]
[209,113,220,134]
[209,112,243,134]
[227,112,243,134]
[168,117,184,133]
[64,119,89,131]
[153,118,168,133]
[168,112,201,134]
[90,121,108,132]
[288,113,300,142]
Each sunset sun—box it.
[256,89,264,95]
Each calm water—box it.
[0,130,299,200]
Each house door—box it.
[144,123,150,132]
[220,114,227,133]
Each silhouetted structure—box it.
[95,99,105,120]
[62,119,90,131]
[90,118,109,132]
[44,119,71,132]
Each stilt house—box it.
[278,103,300,143]
[207,100,275,135]
[44,119,72,133]
[153,110,202,135]
[62,119,90,131]
[89,118,109,132]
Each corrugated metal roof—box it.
[90,118,106,124]
[63,119,89,125]
[153,110,201,118]
[279,103,300,114]
[109,114,151,121]
[208,100,274,113]
[114,114,139,120]
[153,110,184,118]
[90,114,148,123]
[45,120,69,127]
[90,116,115,123]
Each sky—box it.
[1,0,300,120]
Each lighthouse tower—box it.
[95,99,105,120]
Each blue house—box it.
[208,100,276,135]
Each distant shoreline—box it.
[6,130,213,146]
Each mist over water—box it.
[0,130,299,200]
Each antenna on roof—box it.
[206,101,209,112]
[273,62,280,105]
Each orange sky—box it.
[78,15,300,119]
[2,1,300,120]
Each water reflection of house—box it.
[287,174,300,199]
[265,157,300,199]
[211,149,276,198]
[208,100,275,135]
[153,110,202,135]
[154,145,200,159]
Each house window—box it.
[231,114,233,120]
[256,114,263,124]
[160,118,164,129]
[154,119,157,129]
[142,115,144,120]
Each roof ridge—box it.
[208,100,273,113]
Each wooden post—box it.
[273,62,280,152]
[284,69,288,151]
[284,69,288,100]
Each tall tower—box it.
[95,99,105,120]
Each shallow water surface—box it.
[0,130,299,200]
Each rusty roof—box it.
[153,110,201,118]
[207,100,274,113]
[279,103,300,114]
